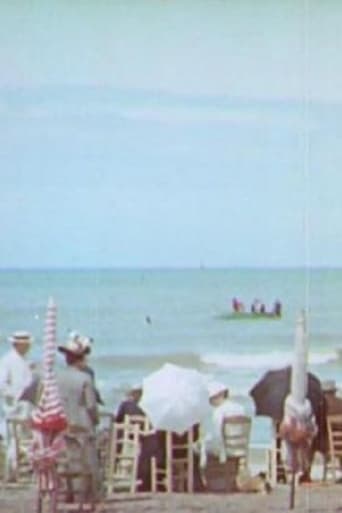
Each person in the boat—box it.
[232,297,240,313]
[273,300,282,317]
[251,298,262,314]
[232,298,245,313]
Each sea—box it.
[0,267,341,447]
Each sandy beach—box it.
[1,483,342,513]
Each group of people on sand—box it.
[0,329,251,496]
[232,298,282,317]
[114,378,248,492]
[0,329,102,499]
[1,326,342,499]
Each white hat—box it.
[65,331,93,354]
[207,380,228,399]
[58,337,88,357]
[8,330,33,344]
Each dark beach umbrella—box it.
[249,366,327,452]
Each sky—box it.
[1,1,342,268]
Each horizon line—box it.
[0,265,341,272]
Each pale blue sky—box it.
[1,1,342,268]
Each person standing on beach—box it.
[66,330,104,405]
[0,331,34,479]
[57,337,100,501]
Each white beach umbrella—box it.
[140,363,210,435]
[281,311,316,509]
[290,310,308,406]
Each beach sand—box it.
[1,483,342,513]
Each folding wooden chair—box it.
[124,414,153,435]
[324,414,342,482]
[221,415,252,474]
[97,412,114,479]
[4,418,34,485]
[151,429,194,493]
[105,421,141,496]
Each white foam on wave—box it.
[201,350,338,370]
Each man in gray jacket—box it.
[57,337,99,501]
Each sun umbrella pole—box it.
[279,311,316,510]
[290,471,295,509]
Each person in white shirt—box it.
[200,380,246,465]
[0,330,34,479]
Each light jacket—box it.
[0,348,33,404]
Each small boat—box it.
[216,311,282,321]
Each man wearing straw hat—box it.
[0,330,34,479]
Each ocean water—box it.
[0,267,341,445]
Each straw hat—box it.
[8,330,33,345]
[322,380,337,392]
[207,380,228,399]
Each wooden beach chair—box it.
[124,414,153,435]
[97,411,114,479]
[4,418,34,486]
[105,421,141,496]
[151,429,194,493]
[222,415,252,474]
[324,414,342,482]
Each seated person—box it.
[322,380,342,415]
[200,381,246,464]
[115,383,145,422]
[115,383,161,492]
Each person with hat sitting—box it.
[0,331,34,480]
[200,381,246,464]
[57,337,100,501]
[322,380,342,415]
[115,383,145,423]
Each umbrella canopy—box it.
[140,363,210,435]
[31,297,68,434]
[249,366,323,422]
